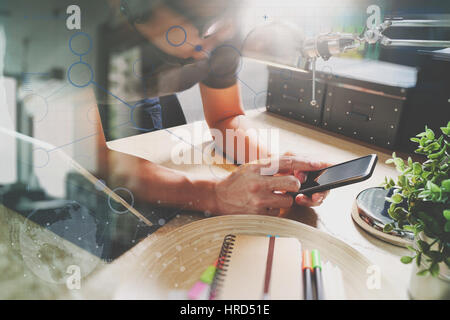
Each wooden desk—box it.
[83,109,411,299]
[0,109,411,299]
[0,204,104,299]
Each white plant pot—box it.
[408,234,450,300]
[409,262,450,300]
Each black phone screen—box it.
[300,155,376,191]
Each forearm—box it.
[200,83,270,164]
[212,115,270,163]
[135,161,218,213]
[105,149,218,213]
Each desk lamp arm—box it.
[303,18,450,61]
[301,18,450,104]
[363,19,450,48]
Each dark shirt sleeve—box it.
[140,32,243,97]
[200,36,241,89]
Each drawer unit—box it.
[266,66,325,126]
[264,58,416,149]
[322,80,408,148]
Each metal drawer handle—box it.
[348,111,369,122]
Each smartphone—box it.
[290,154,378,196]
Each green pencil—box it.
[311,249,324,300]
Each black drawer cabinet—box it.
[264,58,417,149]
[266,66,325,126]
[322,82,407,148]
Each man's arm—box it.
[200,82,269,164]
[96,122,218,213]
[96,114,311,215]
[200,83,331,207]
[109,152,218,212]
[104,142,332,215]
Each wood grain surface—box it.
[84,215,403,299]
[0,109,413,299]
[86,109,412,299]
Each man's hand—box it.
[280,152,331,207]
[213,156,330,215]
[134,5,234,60]
[295,190,330,207]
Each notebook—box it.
[210,234,303,300]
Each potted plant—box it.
[383,122,449,300]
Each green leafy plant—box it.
[383,121,450,277]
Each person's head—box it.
[121,0,239,61]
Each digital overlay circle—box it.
[23,93,49,122]
[69,32,93,56]
[253,90,268,112]
[208,44,242,78]
[108,187,135,214]
[33,148,50,168]
[67,62,94,88]
[166,25,187,47]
